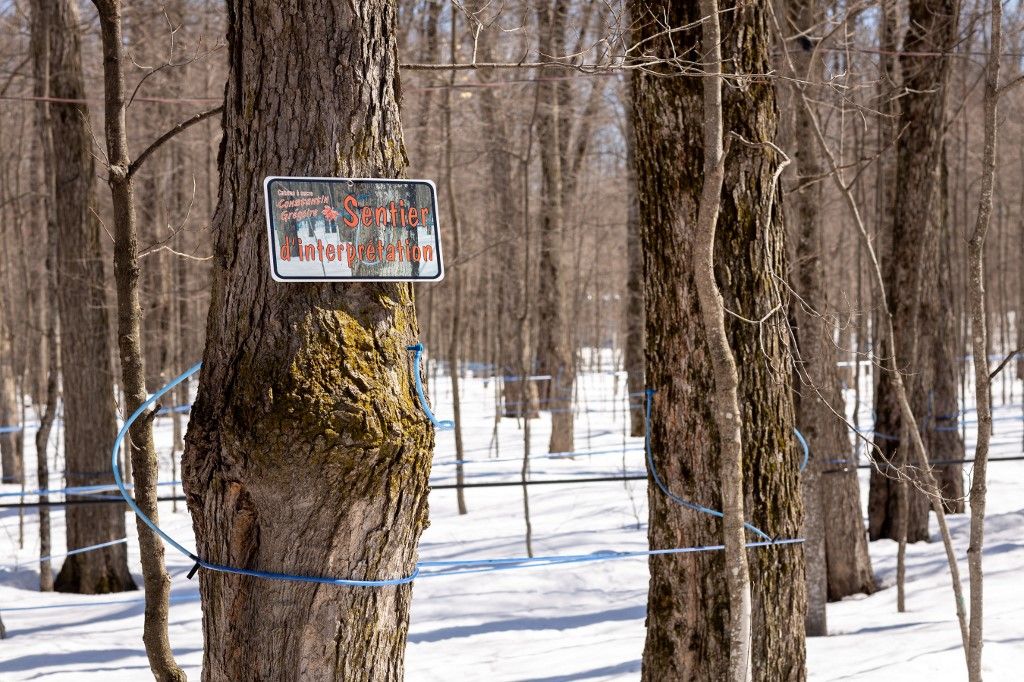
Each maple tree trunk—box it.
[35,0,134,595]
[182,2,433,679]
[633,2,806,680]
[782,0,875,604]
[535,1,576,456]
[869,0,959,543]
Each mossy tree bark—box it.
[632,2,806,680]
[868,0,960,543]
[36,0,134,595]
[182,1,433,679]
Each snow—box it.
[1,361,1022,680]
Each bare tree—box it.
[966,0,1002,677]
[535,0,575,455]
[33,0,135,595]
[28,0,59,591]
[623,77,645,438]
[90,0,188,677]
[778,0,874,610]
[0,331,20,485]
[444,4,468,516]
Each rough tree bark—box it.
[690,0,752,675]
[781,0,875,605]
[869,0,960,543]
[37,0,134,595]
[633,2,806,680]
[181,1,433,679]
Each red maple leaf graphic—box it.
[323,205,340,221]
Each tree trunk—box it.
[623,79,645,439]
[536,1,577,456]
[29,0,59,591]
[181,2,433,679]
[782,0,875,604]
[37,0,134,595]
[471,17,538,420]
[928,145,965,513]
[444,6,467,516]
[91,1,187,677]
[633,2,806,680]
[869,0,959,543]
[691,0,753,674]
[0,335,20,485]
[535,1,575,457]
[965,2,1001,677]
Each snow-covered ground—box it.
[1,361,1022,680]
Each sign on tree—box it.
[264,177,445,282]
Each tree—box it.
[443,5,467,516]
[181,1,433,678]
[469,7,539,420]
[780,0,875,605]
[691,0,752,674]
[91,0,188,677]
[28,0,60,592]
[623,78,645,438]
[869,0,960,543]
[535,0,575,454]
[34,0,135,595]
[0,332,20,485]
[965,1,1002,677]
[632,2,806,680]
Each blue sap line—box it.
[0,538,129,571]
[1,480,181,499]
[795,428,810,472]
[407,343,454,431]
[3,539,806,615]
[110,361,421,587]
[101,357,800,591]
[642,390,776,542]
